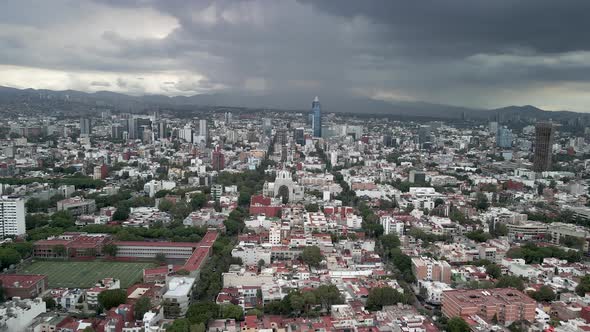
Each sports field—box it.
[20,261,155,288]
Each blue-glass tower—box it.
[311,96,321,138]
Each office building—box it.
[136,118,152,141]
[199,119,208,142]
[442,288,536,324]
[127,117,137,139]
[294,127,305,145]
[80,118,91,136]
[0,196,26,238]
[111,123,123,140]
[158,121,167,140]
[533,121,554,172]
[418,125,431,147]
[496,126,513,149]
[383,135,393,147]
[409,170,426,183]
[312,96,322,138]
[263,118,273,138]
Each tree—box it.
[366,287,407,310]
[43,296,57,310]
[447,317,470,332]
[187,302,220,324]
[486,264,502,279]
[495,275,525,291]
[103,244,118,257]
[531,285,555,302]
[97,289,127,310]
[112,207,129,221]
[475,192,489,211]
[167,318,191,332]
[434,198,445,207]
[220,304,244,320]
[575,275,590,297]
[301,246,323,268]
[0,248,22,269]
[134,297,151,320]
[158,200,174,212]
[50,210,75,228]
[190,193,208,210]
[246,308,264,318]
[289,293,305,314]
[305,204,319,212]
[314,284,343,312]
[380,233,401,252]
[257,259,266,270]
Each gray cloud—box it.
[0,0,590,111]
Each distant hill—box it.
[0,85,587,120]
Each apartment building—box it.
[0,195,26,237]
[411,257,452,284]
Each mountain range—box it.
[0,85,586,120]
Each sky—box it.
[1,0,590,112]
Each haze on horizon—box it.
[1,0,590,112]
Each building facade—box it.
[312,96,321,138]
[533,122,554,172]
[0,195,26,238]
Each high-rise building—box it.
[294,128,305,145]
[127,117,137,139]
[199,119,208,143]
[533,122,554,172]
[496,126,513,149]
[383,135,393,147]
[136,118,152,141]
[80,118,91,136]
[224,112,233,124]
[418,125,431,147]
[276,128,288,146]
[263,118,273,138]
[311,96,322,138]
[211,146,225,171]
[0,196,26,238]
[111,124,123,140]
[158,121,168,140]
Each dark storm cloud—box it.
[1,0,590,110]
[299,0,590,56]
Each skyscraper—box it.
[311,96,321,138]
[496,126,513,149]
[199,119,208,143]
[294,127,305,145]
[533,122,554,172]
[80,117,91,136]
[158,121,168,140]
[0,196,26,238]
[263,118,272,138]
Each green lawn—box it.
[19,261,155,288]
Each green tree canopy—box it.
[301,246,323,268]
[97,289,127,310]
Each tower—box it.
[533,122,554,172]
[199,119,208,143]
[80,118,91,136]
[311,96,322,138]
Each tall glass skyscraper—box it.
[311,96,321,137]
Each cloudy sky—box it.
[1,0,590,111]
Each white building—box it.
[143,180,176,198]
[0,196,26,238]
[0,297,46,332]
[381,216,405,236]
[231,242,272,266]
[163,277,196,318]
